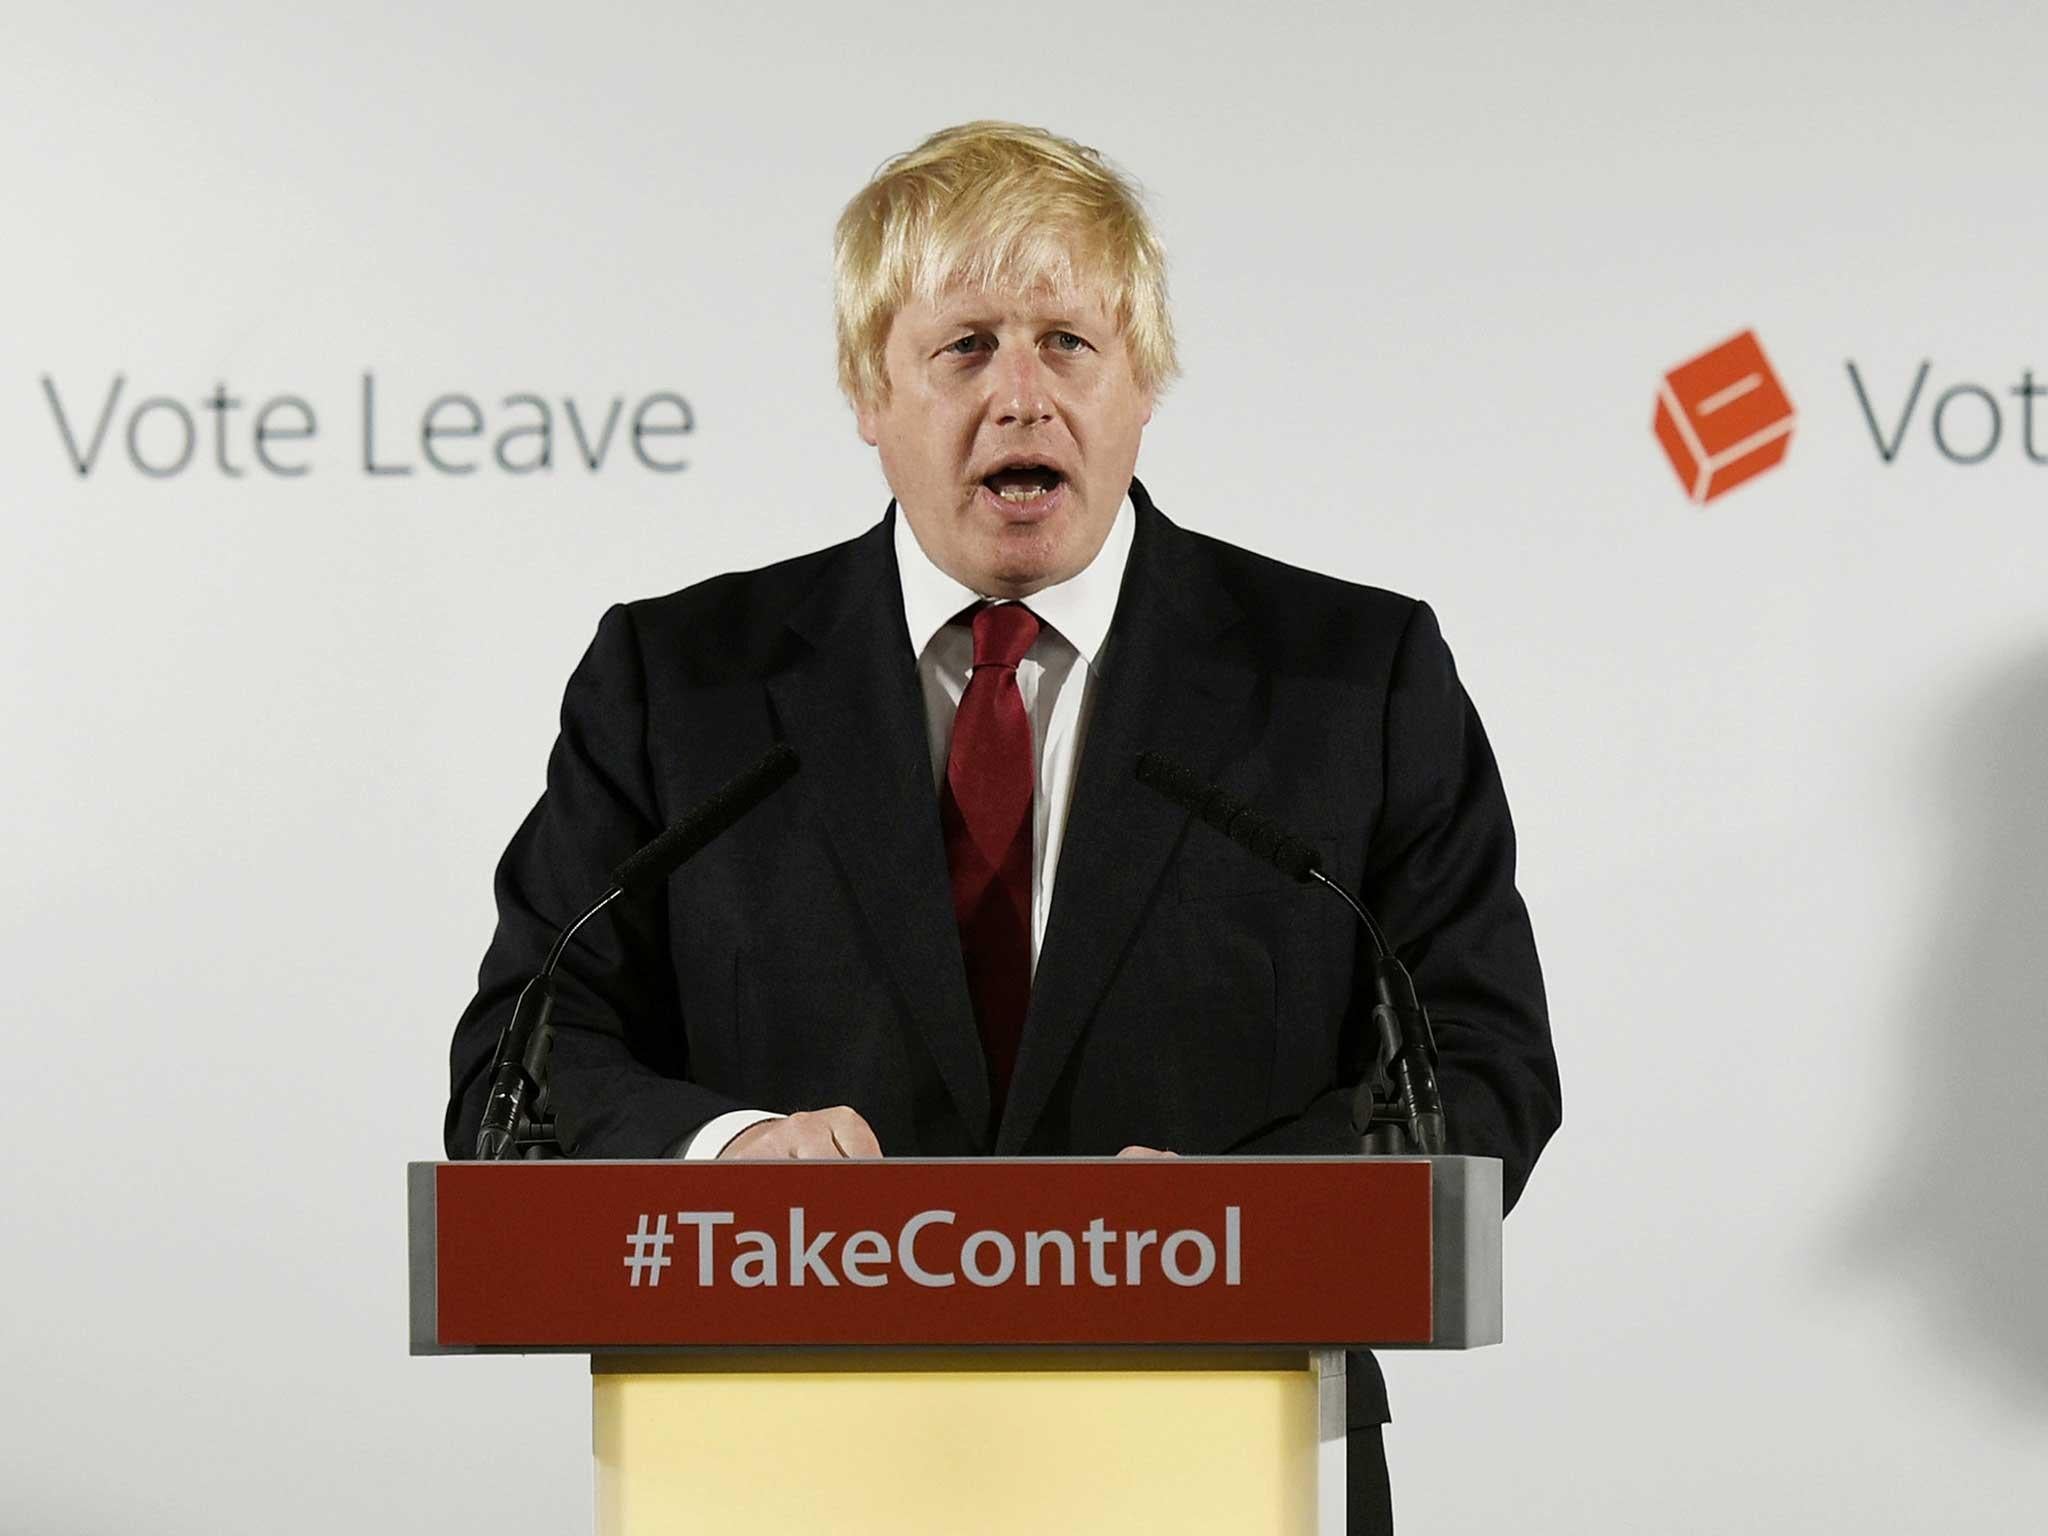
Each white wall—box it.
[6,1,2044,1528]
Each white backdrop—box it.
[7,2,2046,1530]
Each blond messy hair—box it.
[834,121,1178,410]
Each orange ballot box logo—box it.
[1653,330,1796,504]
[431,1159,1435,1349]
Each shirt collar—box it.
[893,492,1134,668]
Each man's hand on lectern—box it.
[719,1106,884,1159]
[1116,1146,1179,1158]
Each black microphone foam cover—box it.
[610,742,800,897]
[1134,751,1323,882]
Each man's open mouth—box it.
[981,465,1065,503]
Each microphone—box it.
[610,743,801,900]
[1133,751,1446,1155]
[1132,752,1323,879]
[474,743,801,1160]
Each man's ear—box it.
[855,398,881,447]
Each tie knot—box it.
[970,601,1041,670]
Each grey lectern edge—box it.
[407,1160,438,1355]
[407,1154,1502,1358]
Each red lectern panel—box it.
[421,1158,1435,1350]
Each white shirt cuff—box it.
[678,1108,783,1160]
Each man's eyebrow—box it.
[924,307,1098,332]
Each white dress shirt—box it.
[681,496,1136,1158]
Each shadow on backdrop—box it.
[1838,646,2048,1412]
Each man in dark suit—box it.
[446,121,1558,1533]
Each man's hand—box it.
[719,1106,884,1159]
[1115,1145,1179,1158]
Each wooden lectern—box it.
[409,1156,1500,1535]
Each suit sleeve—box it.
[443,604,753,1159]
[1234,600,1560,1213]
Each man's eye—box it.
[943,335,985,355]
[1049,331,1090,353]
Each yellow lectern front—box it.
[594,1348,1344,1536]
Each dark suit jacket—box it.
[446,479,1560,1427]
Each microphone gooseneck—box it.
[474,743,802,1160]
[1133,751,1446,1156]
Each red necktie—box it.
[940,601,1041,1119]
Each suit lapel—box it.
[997,485,1256,1154]
[765,510,991,1146]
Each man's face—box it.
[857,274,1153,599]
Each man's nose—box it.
[992,350,1053,427]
